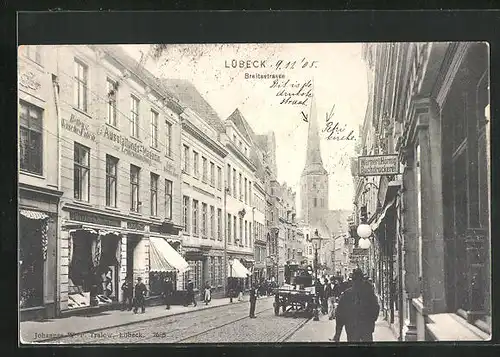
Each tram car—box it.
[273,262,316,317]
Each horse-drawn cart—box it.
[273,262,316,317]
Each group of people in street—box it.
[120,276,148,314]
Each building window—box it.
[106,78,118,126]
[130,95,140,138]
[415,144,423,287]
[202,157,208,183]
[74,143,90,201]
[150,173,159,216]
[234,216,238,245]
[210,162,215,186]
[183,196,190,232]
[249,183,252,205]
[313,197,317,207]
[105,155,118,207]
[150,110,159,148]
[24,45,41,64]
[244,178,248,203]
[192,200,199,235]
[193,151,199,178]
[227,164,232,195]
[217,208,222,241]
[217,166,222,191]
[217,257,223,286]
[202,203,208,238]
[233,169,237,197]
[74,59,88,112]
[130,165,141,212]
[19,101,43,175]
[210,206,215,240]
[249,222,252,248]
[227,214,232,243]
[244,221,248,247]
[210,256,216,285]
[239,218,243,246]
[183,145,189,173]
[165,179,172,220]
[187,261,202,290]
[239,173,243,200]
[165,121,172,157]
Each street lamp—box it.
[310,229,324,321]
[229,259,233,303]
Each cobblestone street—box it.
[25,296,396,344]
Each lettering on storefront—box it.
[19,70,41,92]
[69,211,121,227]
[127,221,145,231]
[98,125,161,165]
[62,114,97,142]
[357,154,399,176]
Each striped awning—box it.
[149,237,190,273]
[149,240,175,272]
[20,209,49,220]
[228,259,251,278]
[370,197,396,232]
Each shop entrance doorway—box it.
[127,235,140,281]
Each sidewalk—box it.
[21,295,268,343]
[287,313,398,342]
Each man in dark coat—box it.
[121,276,133,311]
[186,279,197,307]
[331,269,380,342]
[249,284,258,318]
[163,276,174,310]
[133,277,148,314]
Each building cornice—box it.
[226,141,257,172]
[19,182,64,198]
[435,42,470,108]
[182,119,228,158]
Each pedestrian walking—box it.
[323,278,330,315]
[163,276,174,310]
[185,279,197,307]
[133,277,147,314]
[121,276,133,311]
[249,284,258,318]
[331,269,380,342]
[203,282,212,305]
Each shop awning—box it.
[228,259,251,278]
[149,237,190,273]
[20,209,49,220]
[371,197,396,232]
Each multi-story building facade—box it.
[18,45,63,321]
[356,42,491,341]
[162,79,228,297]
[221,110,258,286]
[45,45,187,316]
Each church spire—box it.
[302,80,327,176]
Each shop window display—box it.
[19,216,45,309]
[68,230,120,309]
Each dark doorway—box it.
[126,235,140,281]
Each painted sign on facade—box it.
[357,154,399,176]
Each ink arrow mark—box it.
[301,111,308,122]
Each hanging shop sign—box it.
[350,247,369,256]
[62,113,97,142]
[127,221,146,231]
[357,154,399,176]
[98,125,161,165]
[69,211,121,227]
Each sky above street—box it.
[122,44,368,213]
